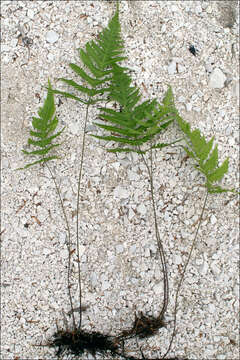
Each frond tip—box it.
[52,7,126,105]
[17,80,64,170]
[176,115,235,194]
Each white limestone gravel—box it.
[1,1,239,359]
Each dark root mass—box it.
[119,312,165,339]
[48,328,119,357]
[47,315,189,359]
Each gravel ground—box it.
[1,1,239,359]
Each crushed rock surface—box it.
[1,1,239,359]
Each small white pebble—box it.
[232,80,239,99]
[69,122,80,135]
[154,283,162,295]
[11,38,18,47]
[130,244,137,254]
[229,137,235,146]
[46,30,59,44]
[225,126,232,136]
[210,215,217,225]
[27,9,35,19]
[19,317,26,325]
[208,303,216,313]
[116,244,124,254]
[205,63,213,73]
[1,44,11,52]
[177,64,185,73]
[168,61,176,75]
[128,208,135,221]
[128,170,139,181]
[78,245,86,257]
[206,5,213,14]
[137,203,146,216]
[112,162,120,172]
[209,68,226,89]
[161,24,167,33]
[47,53,54,61]
[174,254,182,265]
[90,273,98,287]
[102,281,110,291]
[210,261,221,275]
[195,4,202,15]
[145,248,150,257]
[178,96,186,103]
[113,186,130,199]
[200,261,209,275]
[195,258,203,266]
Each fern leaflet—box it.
[176,115,234,193]
[18,80,64,170]
[91,65,177,153]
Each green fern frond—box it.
[52,8,126,103]
[176,115,234,193]
[107,147,145,154]
[18,80,64,170]
[91,65,177,153]
[151,138,183,150]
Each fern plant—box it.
[49,2,128,333]
[162,114,236,359]
[47,5,177,355]
[91,61,237,358]
[91,63,182,331]
[18,4,130,352]
[18,2,237,359]
[17,81,79,328]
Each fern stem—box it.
[76,101,91,330]
[161,190,209,359]
[45,163,76,329]
[140,147,169,319]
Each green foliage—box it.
[18,80,64,170]
[176,115,234,194]
[17,3,237,358]
[91,64,178,153]
[52,6,126,105]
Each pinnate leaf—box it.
[176,114,232,192]
[18,80,64,170]
[92,63,176,153]
[52,7,126,104]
